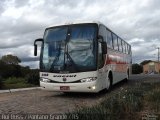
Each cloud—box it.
[0,1,6,15]
[129,38,160,63]
[0,0,160,68]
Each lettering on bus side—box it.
[53,75,77,77]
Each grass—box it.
[66,81,160,120]
[144,85,160,112]
[2,77,36,89]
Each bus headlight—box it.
[80,77,97,83]
[40,78,51,83]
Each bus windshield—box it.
[41,24,97,73]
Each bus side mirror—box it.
[102,41,107,54]
[34,38,43,56]
[98,35,107,54]
[98,35,103,42]
[34,44,37,56]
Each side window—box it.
[128,45,131,54]
[125,43,127,54]
[98,42,104,68]
[125,43,128,54]
[122,41,126,53]
[99,25,107,42]
[98,25,105,68]
[118,38,122,52]
[106,30,113,49]
[112,33,118,51]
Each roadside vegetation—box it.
[132,60,158,74]
[0,54,39,89]
[2,77,35,89]
[67,81,160,120]
[132,63,143,74]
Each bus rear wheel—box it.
[125,69,129,82]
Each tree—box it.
[0,55,22,78]
[25,69,39,85]
[0,75,3,89]
[0,60,7,78]
[0,54,40,88]
[1,54,21,65]
[21,66,30,77]
[132,63,143,74]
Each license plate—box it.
[60,86,70,90]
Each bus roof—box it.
[48,21,104,28]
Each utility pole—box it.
[156,47,160,73]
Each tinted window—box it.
[99,25,107,42]
[106,30,113,49]
[125,43,128,54]
[118,38,123,52]
[122,41,126,53]
[125,43,129,54]
[127,45,131,54]
[42,24,97,72]
[112,33,118,51]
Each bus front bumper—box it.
[40,81,100,93]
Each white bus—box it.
[34,21,132,93]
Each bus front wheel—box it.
[106,73,112,91]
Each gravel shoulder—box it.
[0,88,105,114]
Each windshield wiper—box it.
[49,40,78,72]
[63,31,78,72]
[50,41,64,72]
[64,50,78,71]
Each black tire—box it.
[106,73,112,92]
[125,69,129,82]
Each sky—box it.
[0,0,160,68]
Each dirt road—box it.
[0,75,159,114]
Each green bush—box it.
[4,77,27,84]
[66,89,144,120]
[145,89,160,112]
[120,90,143,112]
[0,77,4,89]
[132,63,143,74]
[4,82,34,89]
[3,77,34,89]
[25,70,39,85]
[66,81,160,120]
